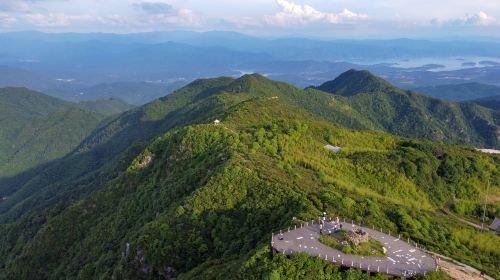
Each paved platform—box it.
[272,220,437,277]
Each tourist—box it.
[320,222,324,235]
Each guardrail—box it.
[270,217,438,278]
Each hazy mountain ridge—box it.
[2,31,500,102]
[76,97,135,116]
[468,95,500,111]
[414,83,500,101]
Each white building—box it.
[324,144,341,152]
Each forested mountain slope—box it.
[469,95,500,111]
[312,70,500,147]
[0,73,499,279]
[0,87,104,176]
[2,97,498,279]
[76,97,135,116]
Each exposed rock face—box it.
[138,153,154,168]
[348,228,369,246]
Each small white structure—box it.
[490,217,500,233]
[324,144,341,152]
[213,119,221,125]
[477,149,500,154]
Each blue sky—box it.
[1,0,499,38]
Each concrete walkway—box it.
[272,220,437,277]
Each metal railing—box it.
[270,217,437,277]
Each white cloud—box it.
[21,13,134,29]
[432,11,498,26]
[133,1,175,15]
[461,11,497,26]
[265,0,367,26]
[133,1,202,27]
[0,13,18,27]
[23,13,95,27]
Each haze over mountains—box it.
[0,28,500,280]
[0,69,498,279]
[2,32,500,105]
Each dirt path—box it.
[439,209,487,231]
[436,258,493,280]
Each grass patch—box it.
[319,230,386,257]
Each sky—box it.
[0,0,500,38]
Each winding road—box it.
[271,220,437,277]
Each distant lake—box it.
[356,57,500,71]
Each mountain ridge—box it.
[0,71,499,279]
[2,94,498,279]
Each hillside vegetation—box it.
[0,72,499,279]
[311,70,500,148]
[469,95,500,111]
[0,87,104,177]
[76,97,135,116]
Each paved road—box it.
[272,220,437,277]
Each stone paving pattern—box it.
[272,220,437,277]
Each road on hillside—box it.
[272,220,437,277]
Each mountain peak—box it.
[313,69,395,96]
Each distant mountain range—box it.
[0,69,498,279]
[414,83,500,101]
[469,95,500,111]
[1,31,500,104]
